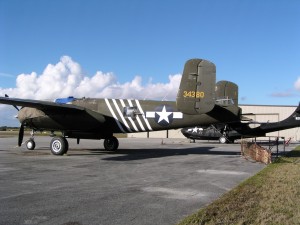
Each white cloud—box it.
[0,56,182,126]
[0,72,16,78]
[0,105,18,126]
[270,90,295,98]
[0,56,181,100]
[266,77,300,98]
[294,77,300,91]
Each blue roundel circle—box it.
[154,105,174,126]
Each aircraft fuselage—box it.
[19,98,241,139]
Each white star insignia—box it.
[192,127,199,133]
[145,105,183,126]
[156,106,172,123]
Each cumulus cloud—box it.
[0,56,181,101]
[0,56,182,126]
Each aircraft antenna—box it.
[161,92,170,101]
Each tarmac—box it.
[0,137,272,225]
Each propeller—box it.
[5,94,24,146]
[18,124,24,147]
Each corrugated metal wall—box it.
[128,105,300,141]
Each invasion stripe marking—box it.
[112,99,132,132]
[135,99,153,131]
[119,99,139,132]
[128,99,145,131]
[105,98,126,133]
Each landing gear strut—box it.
[218,125,232,144]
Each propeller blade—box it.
[18,124,24,147]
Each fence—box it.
[241,140,272,164]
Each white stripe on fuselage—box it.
[135,99,152,131]
[112,99,132,132]
[120,99,140,132]
[105,98,153,132]
[104,98,126,133]
[128,99,146,131]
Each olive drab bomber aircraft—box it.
[0,58,243,155]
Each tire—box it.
[219,136,227,144]
[103,136,119,151]
[50,137,68,155]
[26,139,36,150]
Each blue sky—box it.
[0,0,300,118]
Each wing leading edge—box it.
[0,97,84,111]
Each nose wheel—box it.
[26,139,36,150]
[25,130,36,150]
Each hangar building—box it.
[128,104,300,142]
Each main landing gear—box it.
[218,136,234,144]
[103,136,119,151]
[23,133,120,155]
[50,136,69,155]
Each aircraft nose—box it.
[181,128,187,133]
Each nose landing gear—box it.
[25,130,36,150]
[26,138,36,150]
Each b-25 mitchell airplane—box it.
[0,58,268,155]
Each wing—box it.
[0,96,109,134]
[0,96,85,111]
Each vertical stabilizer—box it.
[176,59,216,114]
[215,81,238,106]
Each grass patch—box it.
[177,147,300,225]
